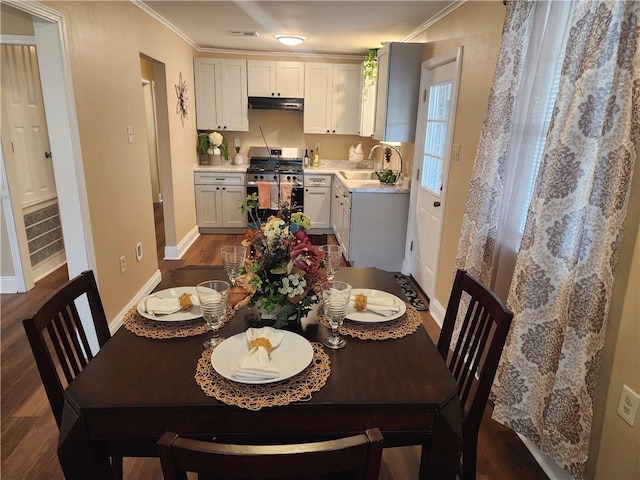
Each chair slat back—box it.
[157,429,384,480]
[22,270,110,428]
[437,269,513,434]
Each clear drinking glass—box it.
[221,245,247,286]
[319,245,342,281]
[196,280,230,349]
[322,281,352,350]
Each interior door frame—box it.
[402,47,462,319]
[1,1,96,292]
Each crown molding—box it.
[3,0,63,22]
[403,0,466,42]
[130,0,200,50]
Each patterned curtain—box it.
[455,0,535,286]
[491,2,639,478]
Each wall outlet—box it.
[135,242,143,262]
[617,384,640,427]
[119,255,127,274]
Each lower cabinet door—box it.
[304,186,331,229]
[195,185,223,228]
[221,185,247,227]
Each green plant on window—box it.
[362,48,378,99]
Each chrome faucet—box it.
[367,144,403,178]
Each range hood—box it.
[248,96,304,111]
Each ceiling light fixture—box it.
[274,34,306,46]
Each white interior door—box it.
[407,48,462,300]
[1,44,56,207]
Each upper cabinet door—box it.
[303,63,333,134]
[219,59,249,131]
[331,64,361,135]
[194,57,223,130]
[373,43,423,142]
[276,61,304,97]
[195,57,248,132]
[247,60,276,97]
[247,61,304,97]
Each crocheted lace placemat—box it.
[317,303,423,340]
[195,343,330,411]
[122,306,234,339]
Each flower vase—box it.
[209,147,222,166]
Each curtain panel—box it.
[492,2,639,478]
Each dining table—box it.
[57,265,462,479]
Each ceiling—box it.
[138,1,461,58]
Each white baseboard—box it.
[429,299,446,328]
[164,226,199,260]
[33,252,66,282]
[108,269,162,334]
[0,276,20,293]
[517,433,571,480]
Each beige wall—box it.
[589,155,639,479]
[420,1,506,304]
[45,1,198,320]
[421,2,639,478]
[0,4,33,35]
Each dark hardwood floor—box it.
[1,206,548,479]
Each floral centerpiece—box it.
[231,194,328,328]
[197,131,229,161]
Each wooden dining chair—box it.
[157,429,384,480]
[22,270,122,479]
[437,269,514,480]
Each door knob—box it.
[433,201,441,207]
[45,151,52,159]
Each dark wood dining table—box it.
[57,266,462,479]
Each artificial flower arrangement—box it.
[230,194,328,329]
[197,131,229,161]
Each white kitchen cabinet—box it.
[194,58,249,132]
[349,191,409,271]
[194,172,247,231]
[304,174,332,231]
[331,176,351,260]
[247,61,304,98]
[373,42,423,143]
[304,63,361,135]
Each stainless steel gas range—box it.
[246,147,305,227]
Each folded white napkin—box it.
[350,294,397,309]
[143,294,199,315]
[232,327,286,381]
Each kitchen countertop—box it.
[193,163,411,194]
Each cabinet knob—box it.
[326,130,330,133]
[271,93,275,96]
[277,92,281,96]
[222,187,226,190]
[216,187,220,190]
[332,130,336,133]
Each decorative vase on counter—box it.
[208,147,222,166]
[233,146,244,165]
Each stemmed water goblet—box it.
[322,281,352,350]
[319,245,342,281]
[221,245,247,286]
[196,280,229,349]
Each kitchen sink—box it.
[338,170,378,181]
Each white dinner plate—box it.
[136,287,201,322]
[346,289,406,323]
[211,330,314,385]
